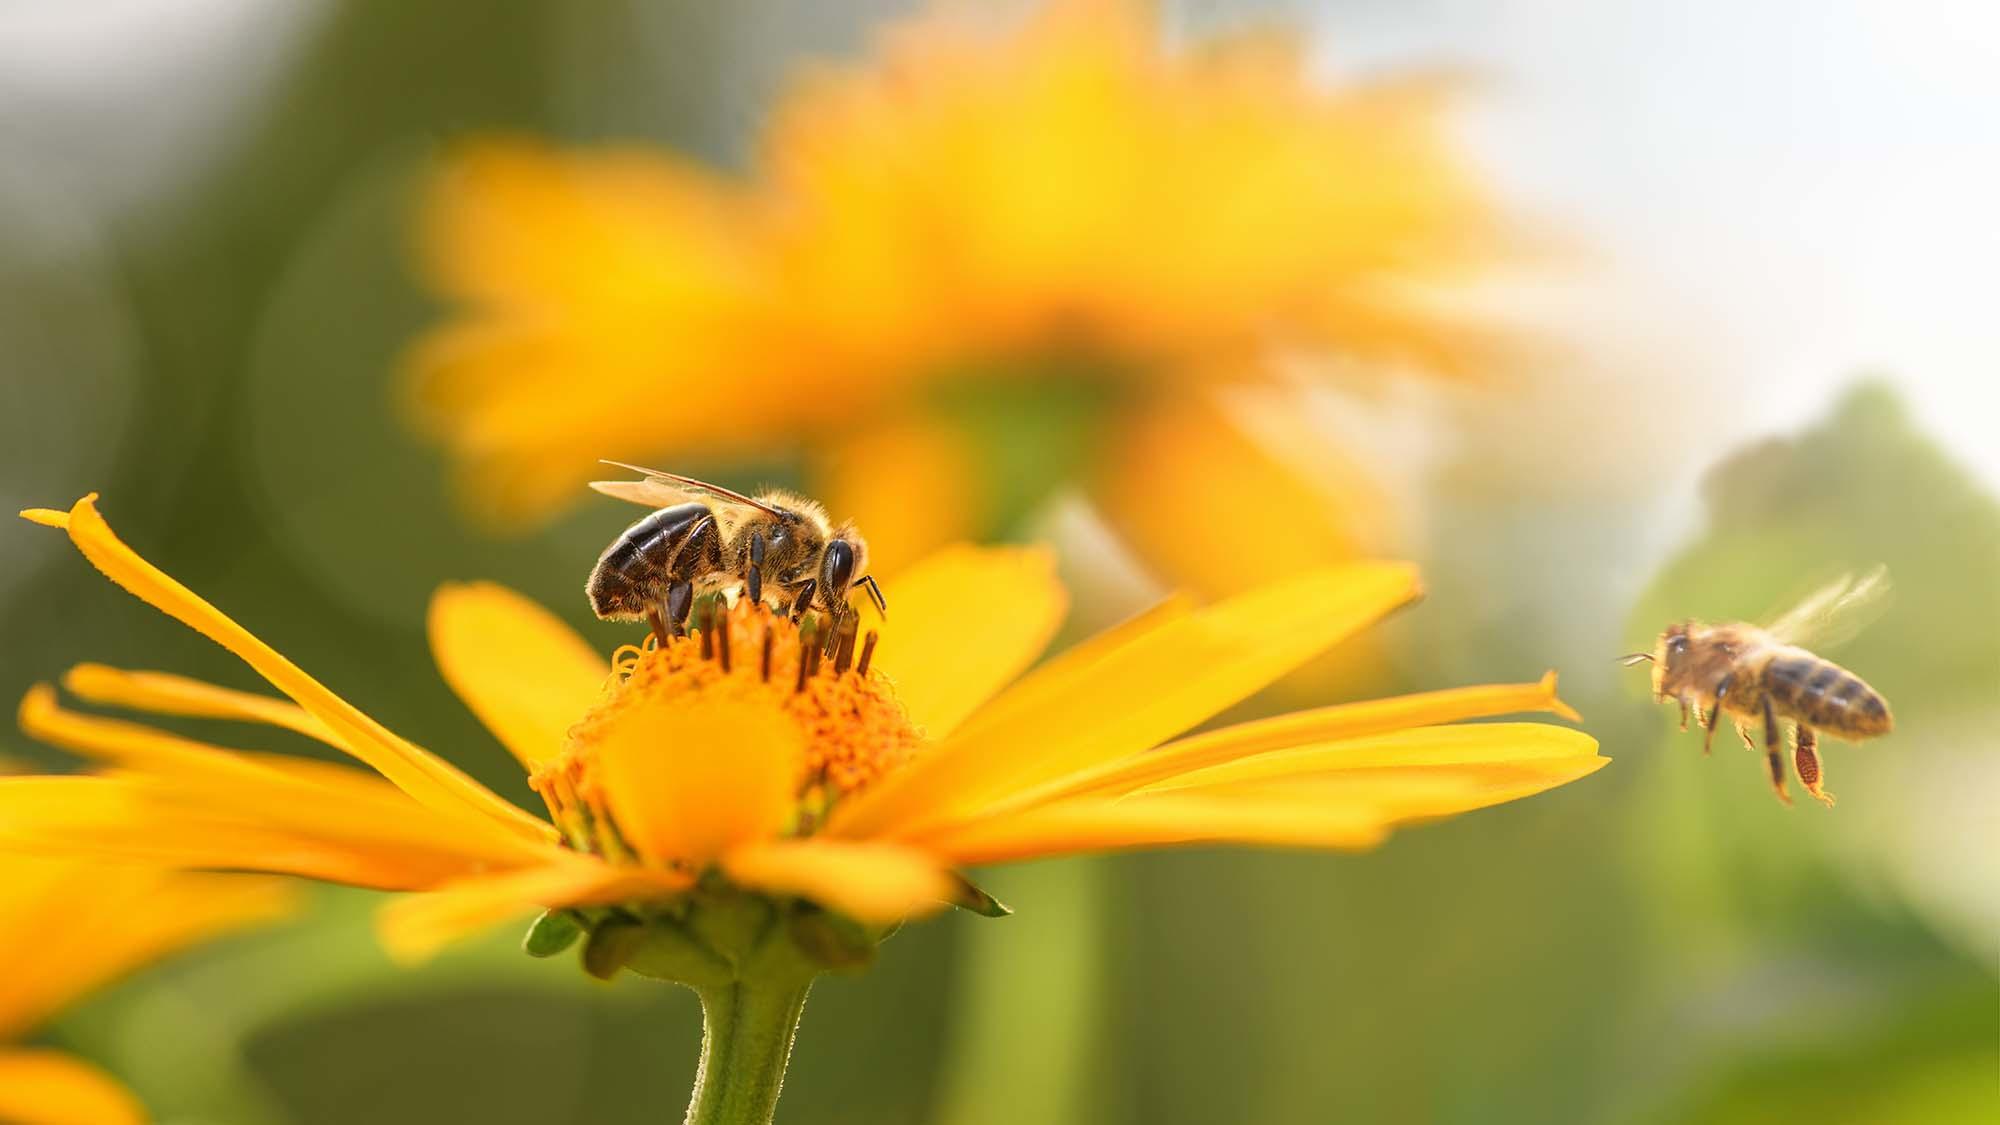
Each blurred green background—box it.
[2,2,1995,1123]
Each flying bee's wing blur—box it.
[591,461,783,516]
[1763,565,1893,650]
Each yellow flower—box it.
[0,854,291,1125]
[7,495,1599,973]
[407,0,1498,588]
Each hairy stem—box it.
[683,976,814,1125]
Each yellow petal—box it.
[922,791,1389,867]
[376,861,691,964]
[1143,722,1603,792]
[22,496,553,845]
[0,1049,145,1125]
[61,664,333,743]
[831,562,1420,840]
[428,582,607,770]
[595,695,800,866]
[0,776,535,891]
[16,686,554,868]
[1013,672,1583,805]
[723,839,953,925]
[871,544,1068,739]
[1168,756,1611,821]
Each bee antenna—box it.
[1617,652,1655,666]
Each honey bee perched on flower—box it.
[1625,568,1894,807]
[587,462,885,647]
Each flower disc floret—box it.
[532,600,923,859]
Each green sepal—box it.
[786,909,878,972]
[522,909,584,958]
[582,917,646,981]
[947,872,1012,918]
[623,918,733,988]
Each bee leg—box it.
[1762,694,1792,805]
[1677,698,1690,732]
[746,532,765,606]
[646,608,671,649]
[1733,720,1757,751]
[1702,673,1734,755]
[665,581,694,637]
[1794,725,1834,807]
[789,580,816,623]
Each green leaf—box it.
[521,909,583,958]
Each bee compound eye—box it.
[821,540,857,593]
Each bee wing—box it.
[1762,565,1892,650]
[590,461,783,517]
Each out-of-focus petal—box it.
[0,857,293,1040]
[429,582,607,771]
[723,839,953,925]
[376,861,691,965]
[810,415,985,577]
[0,1049,145,1125]
[1093,391,1396,597]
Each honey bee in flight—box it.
[586,462,885,647]
[1624,568,1893,806]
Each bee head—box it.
[1621,623,1692,699]
[818,524,870,611]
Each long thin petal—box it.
[1003,672,1583,807]
[62,664,334,743]
[1142,723,1602,791]
[723,839,953,925]
[922,792,1390,867]
[1163,757,1611,820]
[23,497,553,844]
[831,563,1421,840]
[0,1049,145,1125]
[376,861,691,964]
[0,777,533,890]
[871,545,1067,739]
[595,696,800,866]
[16,687,552,866]
[429,582,607,770]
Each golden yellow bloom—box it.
[7,495,1599,970]
[0,854,291,1125]
[408,0,1498,587]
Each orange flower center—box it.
[529,599,922,858]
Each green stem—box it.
[684,977,814,1125]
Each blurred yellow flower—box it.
[9,495,1598,968]
[0,854,291,1125]
[407,0,1498,588]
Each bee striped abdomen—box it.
[1766,652,1892,738]
[587,502,719,619]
